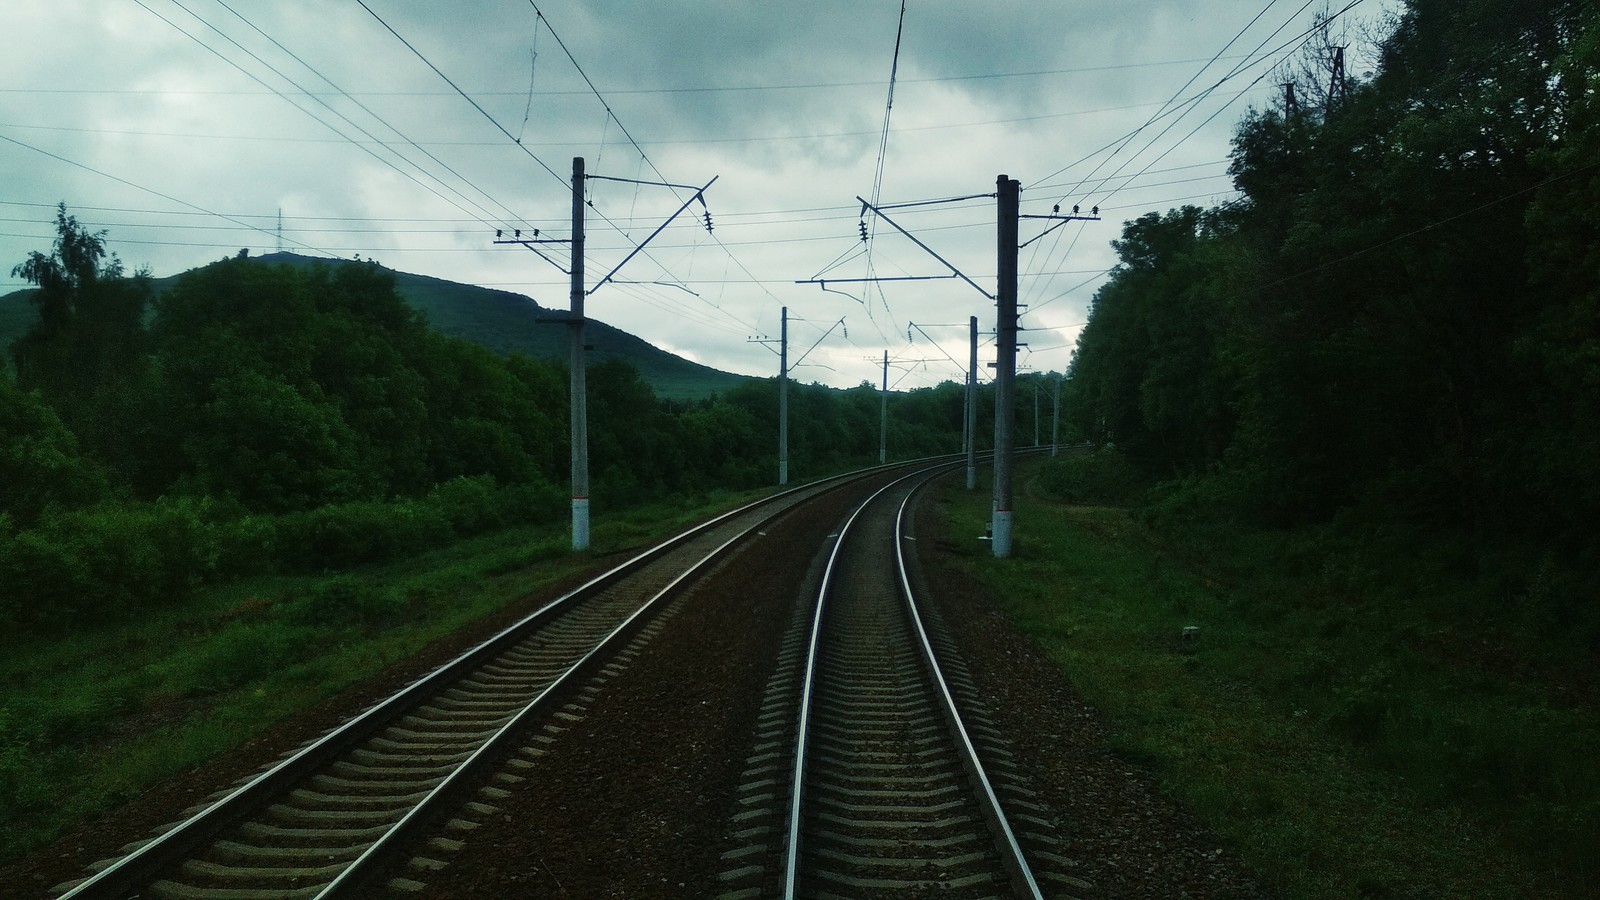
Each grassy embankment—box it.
[0,488,765,866]
[937,456,1597,899]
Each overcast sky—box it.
[0,0,1394,390]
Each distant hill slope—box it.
[0,252,748,401]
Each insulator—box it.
[514,229,521,238]
[496,229,503,239]
[1091,206,1098,216]
[533,229,540,238]
[1053,204,1060,215]
[1072,205,1079,215]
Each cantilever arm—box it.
[590,175,718,294]
[856,196,994,300]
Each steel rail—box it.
[779,462,1046,899]
[894,474,1045,899]
[58,462,922,900]
[314,505,765,896]
[779,470,923,897]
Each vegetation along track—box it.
[718,466,1090,899]
[51,463,928,900]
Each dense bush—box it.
[279,576,405,630]
[0,378,107,525]
[1036,449,1147,506]
[0,498,267,633]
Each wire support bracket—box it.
[492,233,571,274]
[853,195,995,300]
[590,175,718,295]
[1017,211,1101,249]
[873,192,997,211]
[794,274,957,286]
[586,173,705,191]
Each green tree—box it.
[1068,207,1236,476]
[0,377,109,524]
[9,204,153,470]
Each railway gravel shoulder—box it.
[908,481,1272,898]
[366,487,856,898]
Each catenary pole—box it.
[992,174,1019,558]
[879,349,889,464]
[569,157,590,551]
[967,315,978,490]
[779,306,789,485]
[1052,373,1061,456]
[1033,380,1041,447]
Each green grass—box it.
[937,466,1594,899]
[0,485,767,865]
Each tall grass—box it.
[0,484,765,865]
[939,464,1594,898]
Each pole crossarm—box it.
[590,175,718,295]
[494,234,572,274]
[857,195,995,300]
[1017,211,1102,249]
[747,334,782,357]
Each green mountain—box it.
[0,252,748,401]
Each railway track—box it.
[51,465,918,900]
[718,467,1090,899]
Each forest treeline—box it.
[1,219,968,635]
[1063,0,1598,596]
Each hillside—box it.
[0,252,747,401]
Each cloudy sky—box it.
[0,0,1393,389]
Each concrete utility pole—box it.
[779,307,789,485]
[498,157,717,551]
[992,174,1019,558]
[966,315,978,490]
[1033,379,1041,447]
[1052,373,1061,457]
[569,157,590,551]
[879,349,889,464]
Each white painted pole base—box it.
[991,509,1014,558]
[966,465,977,491]
[571,497,590,551]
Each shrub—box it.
[1037,448,1147,506]
[426,475,503,536]
[0,497,278,636]
[0,531,98,632]
[277,498,453,571]
[150,622,320,697]
[279,576,405,629]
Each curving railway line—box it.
[45,454,1095,899]
[717,466,1088,899]
[51,464,916,900]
